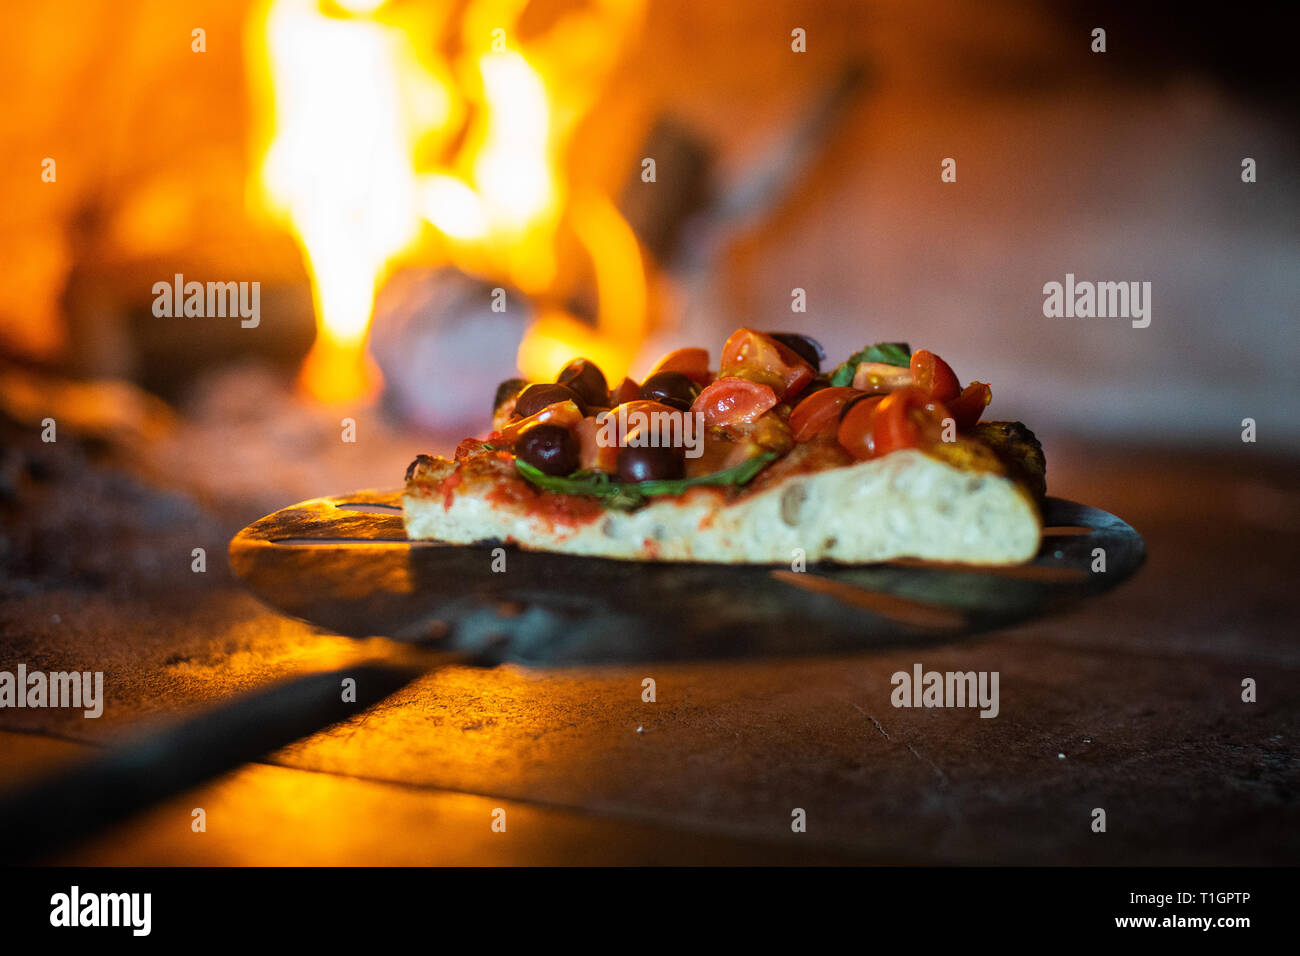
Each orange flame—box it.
[251,0,647,404]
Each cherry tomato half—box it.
[947,381,992,430]
[691,377,778,426]
[909,349,961,402]
[573,416,619,472]
[836,395,886,460]
[719,329,814,401]
[595,400,686,447]
[495,399,583,443]
[851,361,914,393]
[648,347,711,385]
[870,386,951,457]
[789,386,862,442]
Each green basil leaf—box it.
[632,452,777,497]
[515,453,778,511]
[828,341,912,386]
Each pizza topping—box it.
[831,386,952,462]
[685,432,750,477]
[767,332,826,372]
[556,357,610,409]
[594,400,686,449]
[495,398,583,443]
[838,391,879,422]
[719,328,815,400]
[648,347,711,384]
[516,423,580,476]
[514,382,585,418]
[691,377,779,426]
[610,376,641,405]
[948,381,993,430]
[618,445,685,482]
[444,330,1002,508]
[788,386,860,442]
[867,386,951,459]
[829,342,911,386]
[743,412,795,456]
[850,361,912,393]
[492,379,528,430]
[835,395,887,459]
[494,378,529,415]
[770,341,996,459]
[515,452,778,511]
[454,438,492,460]
[909,349,961,402]
[638,370,701,411]
[573,415,618,472]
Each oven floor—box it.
[2,439,1297,865]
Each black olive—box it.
[516,424,579,476]
[767,332,825,372]
[638,371,700,411]
[494,378,530,415]
[513,382,583,418]
[617,445,684,483]
[557,358,609,408]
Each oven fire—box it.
[251,0,648,406]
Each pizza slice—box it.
[403,329,1046,565]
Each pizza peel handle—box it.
[0,654,479,864]
[228,491,1145,664]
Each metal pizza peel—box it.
[227,489,1145,663]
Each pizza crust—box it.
[403,447,1041,566]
